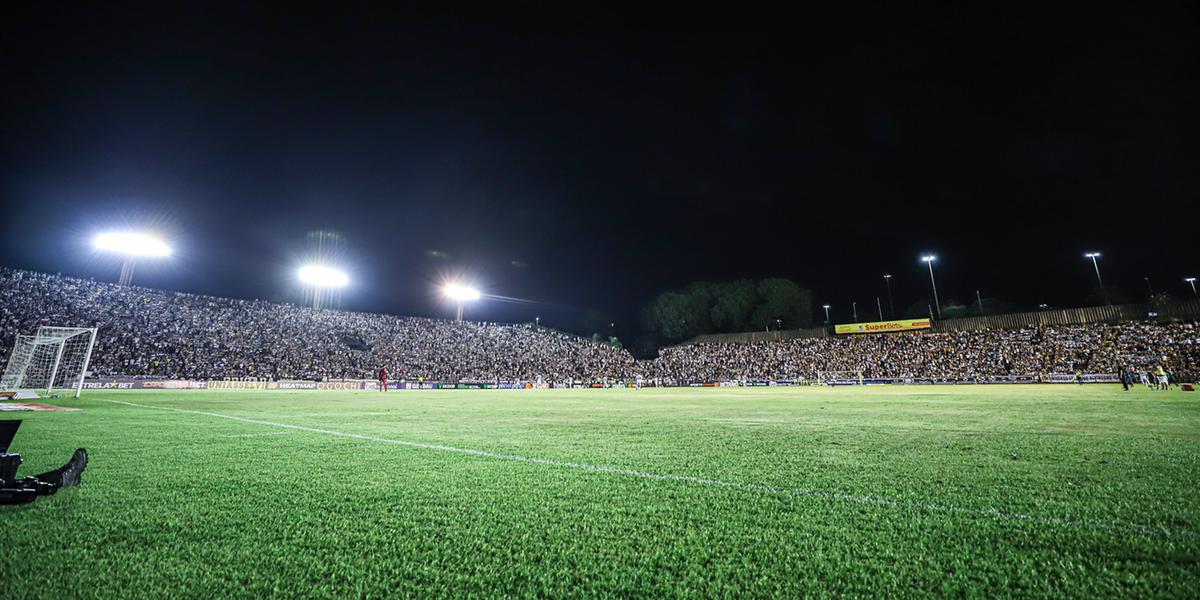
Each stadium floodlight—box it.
[92,232,172,285]
[921,255,941,319]
[298,265,348,309]
[1186,277,1197,297]
[93,232,171,257]
[822,304,831,324]
[443,283,481,322]
[298,265,349,288]
[1084,252,1108,305]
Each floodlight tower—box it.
[297,265,348,309]
[303,231,348,309]
[922,255,941,319]
[1186,277,1197,297]
[443,283,480,322]
[882,274,895,318]
[822,304,831,324]
[1084,252,1107,305]
[92,232,172,285]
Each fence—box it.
[676,298,1200,345]
[931,298,1200,332]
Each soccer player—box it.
[378,366,388,392]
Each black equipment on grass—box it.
[0,420,88,505]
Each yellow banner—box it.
[835,319,932,335]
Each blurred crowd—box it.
[1,268,1196,384]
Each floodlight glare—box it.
[1187,278,1197,283]
[921,255,935,262]
[443,283,481,302]
[298,265,349,288]
[443,283,481,322]
[93,232,171,257]
[1085,252,1101,258]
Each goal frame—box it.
[1,326,97,398]
[817,370,865,386]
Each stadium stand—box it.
[1,267,1196,384]
[652,323,1198,384]
[0,268,636,382]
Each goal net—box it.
[0,326,97,398]
[817,370,864,385]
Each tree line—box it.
[641,279,812,343]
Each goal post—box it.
[817,370,864,385]
[0,326,97,398]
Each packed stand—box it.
[1,268,1196,384]
[0,268,637,382]
[651,323,1199,384]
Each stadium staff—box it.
[379,366,388,392]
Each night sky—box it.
[2,6,1197,340]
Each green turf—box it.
[2,385,1198,598]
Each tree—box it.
[642,278,813,342]
[681,282,716,335]
[709,280,757,331]
[750,278,812,329]
[641,291,695,342]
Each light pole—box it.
[1144,277,1154,299]
[1186,277,1197,297]
[883,274,895,319]
[922,255,941,319]
[1085,252,1107,305]
[876,297,883,321]
[822,304,831,324]
[535,316,540,328]
[976,290,985,315]
[852,301,858,323]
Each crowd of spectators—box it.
[1,267,1196,384]
[652,323,1199,383]
[0,268,636,382]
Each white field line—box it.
[100,398,1193,540]
[252,412,397,419]
[222,431,293,438]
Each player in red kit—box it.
[378,367,388,392]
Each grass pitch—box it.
[2,385,1198,597]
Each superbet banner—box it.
[834,319,932,335]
